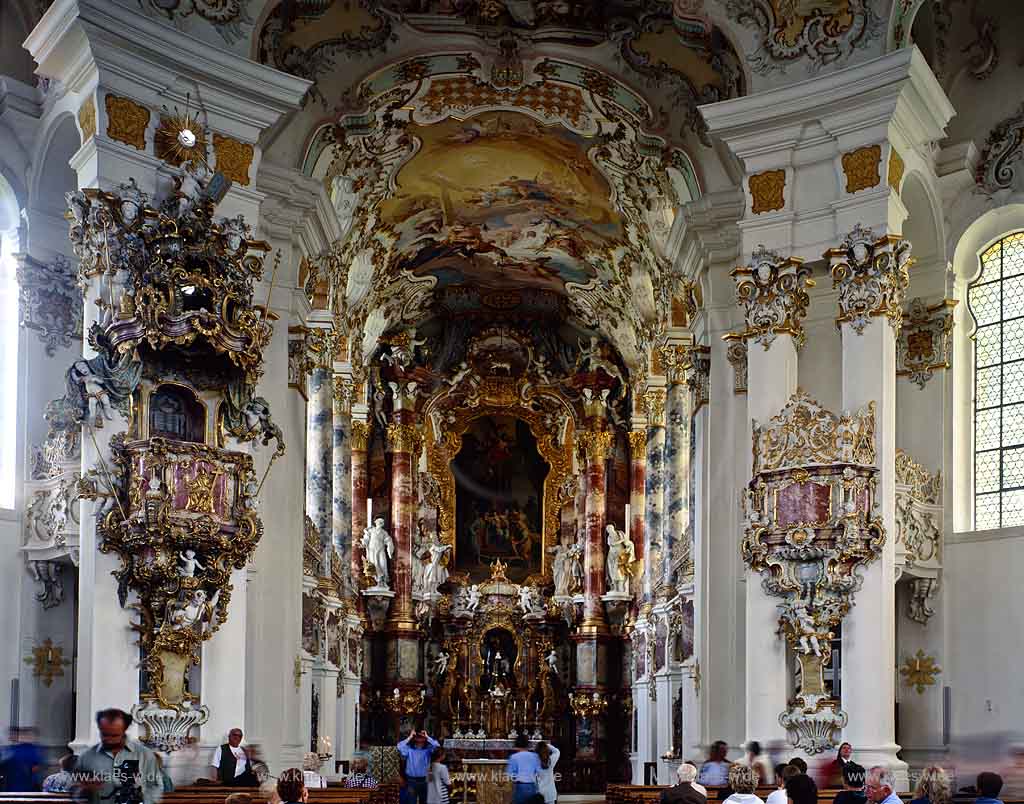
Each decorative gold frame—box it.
[423,389,575,582]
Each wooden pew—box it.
[0,784,397,804]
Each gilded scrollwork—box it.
[828,225,913,335]
[896,298,957,389]
[725,339,748,394]
[730,247,814,349]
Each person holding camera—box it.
[74,709,163,804]
[397,728,439,804]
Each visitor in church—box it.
[507,733,543,804]
[276,768,307,804]
[535,741,561,804]
[0,726,43,792]
[975,773,1005,804]
[767,764,801,804]
[865,767,902,804]
[301,752,325,789]
[41,753,77,792]
[910,767,951,804]
[724,764,765,804]
[826,744,856,787]
[426,746,450,804]
[74,708,164,804]
[697,740,732,787]
[785,772,819,804]
[397,728,440,804]
[342,756,377,789]
[743,742,773,785]
[210,728,258,787]
[660,763,706,804]
[833,763,867,804]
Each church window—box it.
[969,232,1024,529]
[0,178,20,510]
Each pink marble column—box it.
[581,428,612,632]
[350,420,369,590]
[386,409,418,632]
[628,429,647,598]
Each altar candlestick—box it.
[624,503,631,541]
[367,498,372,526]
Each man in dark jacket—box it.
[209,729,257,787]
[662,763,708,804]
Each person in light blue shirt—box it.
[697,741,732,788]
[507,735,542,804]
[397,729,439,804]
[866,766,903,804]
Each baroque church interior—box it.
[1,0,1024,800]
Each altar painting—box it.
[453,415,548,582]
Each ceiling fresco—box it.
[303,51,693,370]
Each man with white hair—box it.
[661,763,708,804]
[866,766,902,804]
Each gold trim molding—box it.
[841,145,882,194]
[78,96,96,143]
[213,133,254,187]
[350,420,370,451]
[888,148,905,191]
[749,169,785,214]
[105,94,150,151]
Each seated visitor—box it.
[724,764,765,804]
[1,726,43,792]
[768,765,801,804]
[826,744,855,788]
[698,741,733,787]
[911,767,951,804]
[866,767,902,804]
[276,769,307,804]
[343,756,378,789]
[976,773,1005,804]
[42,754,77,793]
[224,794,253,804]
[661,763,706,804]
[786,772,819,804]
[834,763,867,804]
[210,728,258,787]
[301,753,325,789]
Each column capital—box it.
[642,388,667,427]
[686,347,711,415]
[627,430,648,455]
[386,422,420,454]
[731,247,814,349]
[658,344,693,386]
[828,225,912,335]
[578,429,614,462]
[350,420,370,451]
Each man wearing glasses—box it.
[866,766,903,804]
[74,709,163,804]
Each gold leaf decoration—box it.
[900,649,940,694]
[213,133,253,186]
[841,145,882,194]
[78,96,96,143]
[749,169,786,214]
[105,94,151,151]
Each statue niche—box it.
[453,415,547,583]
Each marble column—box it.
[662,346,691,592]
[332,377,353,592]
[350,419,369,589]
[627,428,647,599]
[833,230,908,772]
[643,389,667,600]
[732,249,810,747]
[386,384,419,637]
[580,428,612,630]
[305,329,334,571]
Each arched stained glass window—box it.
[969,231,1024,529]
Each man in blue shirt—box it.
[1,727,43,792]
[397,729,438,804]
[506,734,542,804]
[976,772,1005,804]
[866,766,903,804]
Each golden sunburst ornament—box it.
[155,93,208,169]
[24,639,71,687]
[900,649,940,694]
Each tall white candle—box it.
[367,497,372,525]
[624,503,631,541]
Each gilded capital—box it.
[627,430,648,456]
[306,327,335,370]
[333,377,357,412]
[658,343,692,385]
[350,420,370,451]
[828,225,912,335]
[730,246,814,349]
[643,389,666,427]
[386,422,421,454]
[578,429,614,462]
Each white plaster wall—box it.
[945,529,1024,738]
